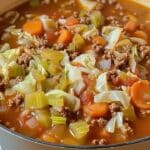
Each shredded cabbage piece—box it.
[13,73,36,94]
[94,90,130,108]
[102,26,123,49]
[46,90,80,111]
[96,72,110,92]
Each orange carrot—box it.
[84,103,109,118]
[134,30,148,41]
[66,17,79,26]
[23,19,44,35]
[124,21,138,33]
[93,36,107,46]
[58,29,73,44]
[131,80,150,109]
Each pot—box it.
[0,124,150,150]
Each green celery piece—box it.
[36,109,51,128]
[69,121,89,139]
[69,34,85,51]
[25,91,48,109]
[90,11,104,28]
[51,116,66,125]
[8,62,25,78]
[48,97,64,107]
[30,0,40,7]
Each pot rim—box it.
[0,124,150,149]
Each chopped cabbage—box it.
[96,72,110,92]
[46,90,80,111]
[105,112,124,133]
[72,51,96,69]
[94,90,130,108]
[102,26,123,49]
[13,73,36,94]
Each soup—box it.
[0,0,150,146]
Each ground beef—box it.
[92,138,108,145]
[139,109,150,118]
[17,52,32,68]
[122,122,134,136]
[109,103,121,116]
[107,70,118,82]
[91,43,105,54]
[8,93,24,108]
[0,78,7,92]
[106,16,122,27]
[9,76,24,87]
[90,118,107,127]
[139,45,150,66]
[61,107,82,123]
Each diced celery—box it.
[30,0,40,7]
[48,97,64,107]
[69,121,89,139]
[47,63,61,76]
[35,109,51,128]
[69,34,85,51]
[74,24,89,34]
[90,11,104,28]
[123,105,137,121]
[51,116,66,125]
[25,91,48,109]
[8,62,25,78]
[31,69,46,82]
[55,71,69,91]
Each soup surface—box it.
[0,0,150,146]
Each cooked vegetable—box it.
[124,21,138,33]
[84,103,109,118]
[23,19,44,35]
[25,91,48,109]
[102,26,123,49]
[90,11,104,28]
[96,72,110,92]
[46,90,80,111]
[13,73,36,94]
[36,109,51,128]
[58,29,73,44]
[105,112,124,133]
[69,121,89,139]
[66,17,79,26]
[94,91,130,109]
[48,97,64,107]
[51,116,66,125]
[30,0,40,7]
[131,80,150,109]
[69,34,85,51]
[77,0,97,11]
[134,30,148,41]
[93,36,107,46]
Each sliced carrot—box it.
[134,30,148,41]
[131,80,150,109]
[124,21,138,33]
[58,29,73,44]
[66,17,79,26]
[23,19,44,35]
[93,36,107,46]
[84,103,109,118]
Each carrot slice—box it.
[58,29,73,44]
[124,21,138,33]
[66,17,79,26]
[93,36,107,46]
[134,30,148,41]
[84,103,109,118]
[131,80,150,109]
[23,19,44,35]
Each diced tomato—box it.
[46,31,58,45]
